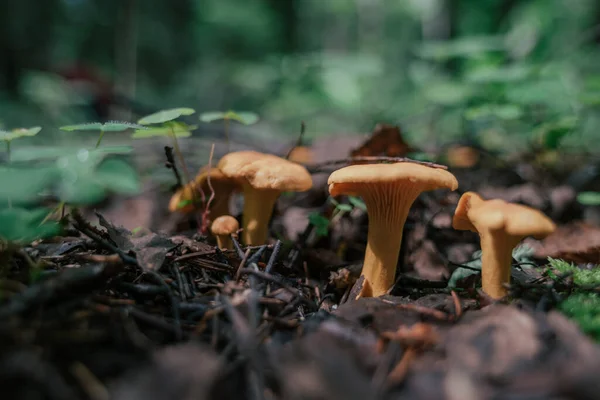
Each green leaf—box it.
[199,111,259,125]
[0,207,62,243]
[534,116,577,149]
[416,36,505,61]
[60,123,104,131]
[577,192,600,206]
[54,153,140,205]
[348,196,367,211]
[100,121,147,132]
[465,104,524,121]
[308,212,330,237]
[447,250,482,288]
[138,108,196,125]
[60,121,145,132]
[0,166,58,206]
[0,126,42,142]
[335,204,353,212]
[423,82,473,106]
[199,112,227,123]
[225,111,259,125]
[447,245,537,288]
[94,158,140,195]
[131,122,196,138]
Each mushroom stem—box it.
[359,184,423,297]
[216,234,233,250]
[479,232,521,299]
[241,186,280,245]
[209,197,230,221]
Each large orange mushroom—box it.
[328,162,458,297]
[453,192,556,299]
[217,151,313,245]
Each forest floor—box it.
[1,124,600,400]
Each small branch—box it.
[307,156,448,174]
[164,146,183,190]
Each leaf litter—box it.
[1,123,599,400]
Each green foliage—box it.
[60,121,145,148]
[559,293,600,342]
[0,127,42,142]
[577,192,600,206]
[308,212,330,237]
[138,108,196,125]
[0,165,58,206]
[60,122,145,132]
[347,196,367,211]
[131,122,197,138]
[547,258,600,287]
[199,111,259,125]
[9,146,133,162]
[448,245,536,288]
[54,154,141,205]
[0,207,63,243]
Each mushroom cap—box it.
[287,146,313,165]
[168,166,240,213]
[328,162,458,197]
[218,151,313,192]
[453,192,556,239]
[193,166,241,190]
[211,215,239,236]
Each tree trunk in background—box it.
[266,0,298,53]
[113,0,139,121]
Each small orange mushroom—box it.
[210,215,239,250]
[452,192,556,299]
[328,162,458,297]
[217,151,313,245]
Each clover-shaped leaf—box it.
[138,108,196,125]
[131,122,197,138]
[0,127,42,142]
[199,110,259,125]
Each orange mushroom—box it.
[328,162,458,297]
[452,192,556,299]
[217,151,313,245]
[169,166,240,220]
[210,215,239,250]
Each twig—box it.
[307,156,448,174]
[285,121,306,159]
[265,240,282,274]
[164,146,183,190]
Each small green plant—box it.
[0,207,63,243]
[307,196,367,238]
[135,108,196,184]
[559,293,600,342]
[199,110,259,151]
[60,121,145,148]
[577,192,600,206]
[0,126,42,162]
[547,257,600,286]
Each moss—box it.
[547,257,600,287]
[558,293,600,342]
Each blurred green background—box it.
[1,0,599,152]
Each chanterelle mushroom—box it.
[217,151,313,245]
[328,162,458,297]
[169,166,240,220]
[211,215,239,250]
[452,192,556,299]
